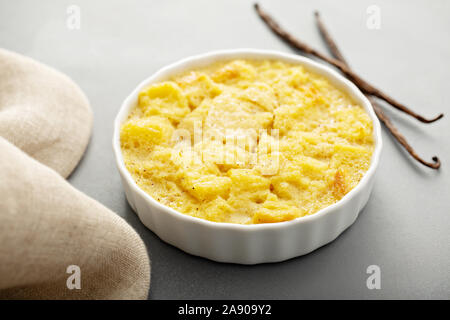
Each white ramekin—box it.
[113,49,382,264]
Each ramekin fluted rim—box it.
[113,48,382,231]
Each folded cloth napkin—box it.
[0,48,92,178]
[0,49,150,299]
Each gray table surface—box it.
[1,0,449,299]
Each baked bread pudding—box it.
[120,59,374,224]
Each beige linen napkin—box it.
[0,49,150,299]
[0,48,92,178]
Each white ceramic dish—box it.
[113,49,382,264]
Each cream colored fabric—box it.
[0,49,150,299]
[0,138,150,299]
[0,48,92,178]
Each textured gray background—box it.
[1,0,449,299]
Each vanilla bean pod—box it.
[313,10,440,169]
[254,3,443,123]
